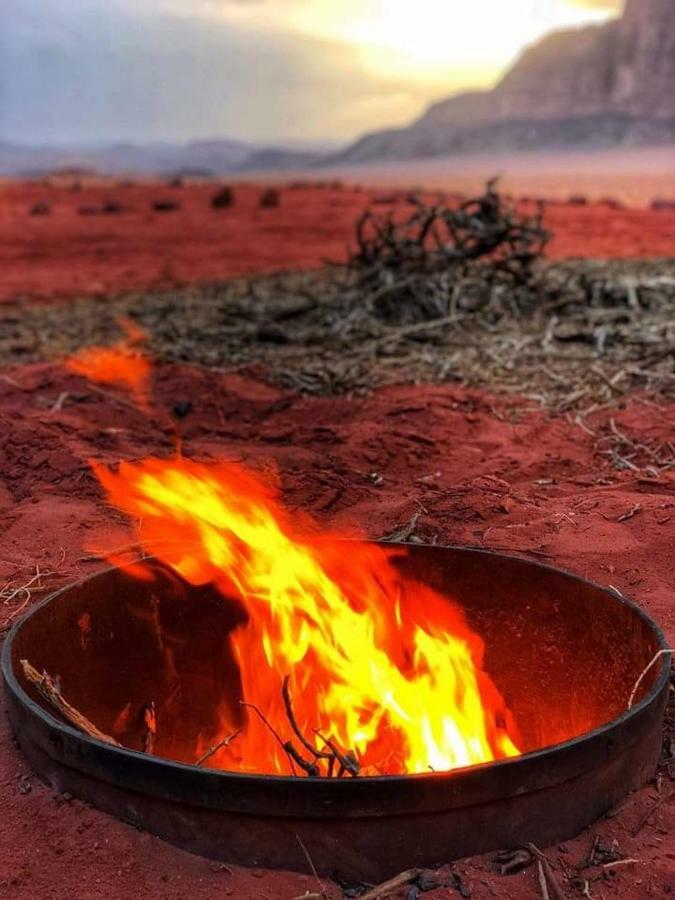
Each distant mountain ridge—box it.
[335,0,675,164]
[0,138,323,178]
[4,0,674,176]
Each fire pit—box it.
[2,544,669,881]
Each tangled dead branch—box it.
[348,180,550,324]
[352,179,549,280]
[2,220,674,410]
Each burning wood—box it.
[196,729,242,767]
[92,456,521,778]
[142,701,157,754]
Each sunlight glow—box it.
[287,0,617,81]
[169,0,622,138]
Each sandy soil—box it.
[0,362,673,899]
[312,146,675,208]
[1,180,675,303]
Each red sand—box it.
[0,362,673,899]
[1,180,675,303]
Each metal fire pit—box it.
[2,545,670,882]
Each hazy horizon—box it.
[1,0,621,147]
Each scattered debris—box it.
[526,845,565,900]
[617,503,642,523]
[359,868,422,900]
[3,256,674,409]
[1,563,64,633]
[380,506,426,543]
[496,848,534,875]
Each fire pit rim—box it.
[1,544,670,818]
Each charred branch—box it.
[20,659,121,747]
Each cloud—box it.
[0,0,626,146]
[0,0,436,144]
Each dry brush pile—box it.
[1,182,674,412]
[349,178,550,324]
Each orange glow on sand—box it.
[66,318,150,407]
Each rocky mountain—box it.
[336,0,675,163]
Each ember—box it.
[93,456,520,776]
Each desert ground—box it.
[0,175,673,899]
[1,177,675,303]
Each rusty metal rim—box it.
[2,544,671,819]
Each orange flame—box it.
[66,317,150,407]
[94,456,520,776]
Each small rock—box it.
[450,872,473,898]
[211,187,235,209]
[152,199,180,213]
[208,862,232,874]
[256,324,289,344]
[651,197,675,212]
[417,869,442,891]
[102,200,124,214]
[172,400,193,418]
[258,188,281,209]
[497,496,516,514]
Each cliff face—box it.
[337,0,675,163]
[617,0,675,118]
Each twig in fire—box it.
[240,700,319,776]
[239,679,360,778]
[314,732,360,778]
[196,729,242,767]
[283,675,360,777]
[282,677,333,765]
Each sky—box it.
[0,0,623,147]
